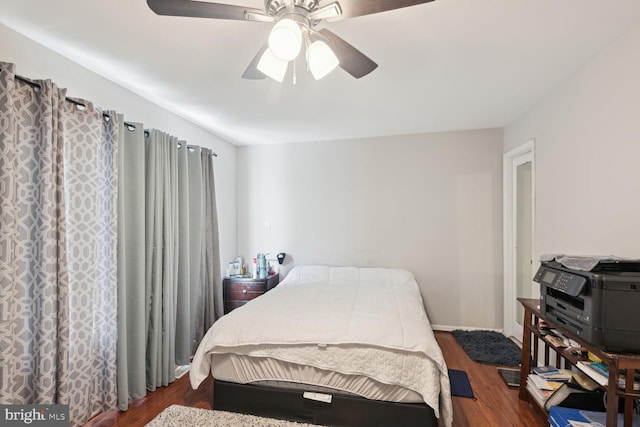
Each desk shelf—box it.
[518,298,640,427]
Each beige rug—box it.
[146,404,321,427]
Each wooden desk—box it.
[518,298,640,427]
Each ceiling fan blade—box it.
[307,2,342,20]
[147,0,267,21]
[322,0,435,21]
[242,45,268,80]
[318,29,378,79]
[245,12,275,22]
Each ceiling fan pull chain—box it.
[293,58,297,85]
[305,33,310,73]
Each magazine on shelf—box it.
[576,361,640,390]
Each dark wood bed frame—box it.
[213,380,438,426]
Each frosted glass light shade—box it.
[257,48,288,82]
[308,40,339,80]
[268,19,302,61]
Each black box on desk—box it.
[534,260,640,352]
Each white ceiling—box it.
[1,0,640,145]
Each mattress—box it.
[211,352,424,402]
[190,266,452,426]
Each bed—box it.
[190,266,452,426]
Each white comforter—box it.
[190,266,452,426]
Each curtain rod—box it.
[12,71,218,158]
[177,141,218,157]
[14,73,86,108]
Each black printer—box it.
[533,259,640,353]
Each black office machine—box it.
[533,258,640,353]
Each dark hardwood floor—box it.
[84,331,548,426]
[436,331,547,427]
[84,374,213,427]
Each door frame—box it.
[503,139,536,340]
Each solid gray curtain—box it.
[117,130,222,405]
[201,148,223,324]
[163,143,223,366]
[175,142,192,366]
[145,129,178,391]
[116,120,147,410]
[175,143,209,365]
[162,143,223,367]
[186,147,205,355]
[0,62,119,427]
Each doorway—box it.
[503,140,536,341]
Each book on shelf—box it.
[542,328,583,349]
[586,361,609,377]
[532,365,573,383]
[570,370,599,391]
[576,361,640,390]
[533,365,559,376]
[543,334,567,348]
[543,382,606,412]
[528,374,563,391]
[526,370,604,410]
[576,361,608,386]
[526,374,554,407]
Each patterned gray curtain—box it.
[62,102,119,423]
[0,63,118,426]
[0,63,69,405]
[1,61,223,418]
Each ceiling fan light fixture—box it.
[257,48,289,82]
[268,18,303,61]
[308,40,339,80]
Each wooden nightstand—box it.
[223,274,279,314]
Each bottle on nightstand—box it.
[258,253,267,279]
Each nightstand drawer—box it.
[224,300,250,313]
[225,281,265,300]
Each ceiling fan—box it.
[147,0,435,82]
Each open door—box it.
[503,140,536,341]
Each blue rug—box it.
[452,330,522,367]
[448,369,474,398]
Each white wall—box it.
[237,129,504,329]
[505,21,640,259]
[0,23,238,269]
